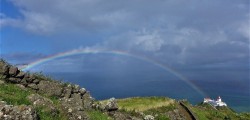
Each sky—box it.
[0,0,249,73]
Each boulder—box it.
[27,84,39,90]
[72,93,82,103]
[82,92,94,109]
[79,88,86,95]
[0,65,9,75]
[60,96,87,120]
[24,74,35,83]
[63,85,73,98]
[32,79,40,84]
[73,84,80,93]
[16,71,25,78]
[8,77,22,83]
[144,115,154,120]
[20,79,28,86]
[105,97,118,111]
[37,81,63,97]
[8,66,19,76]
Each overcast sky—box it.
[0,0,249,72]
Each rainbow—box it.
[22,48,206,96]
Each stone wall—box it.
[0,60,94,119]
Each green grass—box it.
[115,97,174,112]
[87,110,112,120]
[191,103,250,120]
[0,83,31,105]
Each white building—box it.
[203,96,227,107]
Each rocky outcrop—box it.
[0,101,38,120]
[37,80,63,97]
[9,66,18,77]
[105,97,118,111]
[60,84,93,120]
[0,60,94,120]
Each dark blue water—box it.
[46,70,249,112]
[31,54,249,112]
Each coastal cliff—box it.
[0,59,249,120]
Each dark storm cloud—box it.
[1,0,249,67]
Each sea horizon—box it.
[44,71,250,113]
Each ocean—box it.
[46,69,250,112]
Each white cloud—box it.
[22,11,58,34]
[237,19,250,39]
[2,0,249,66]
[134,32,164,51]
[126,29,164,52]
[0,13,20,28]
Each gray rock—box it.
[73,84,80,93]
[79,88,86,95]
[0,100,38,120]
[8,77,21,83]
[0,64,9,75]
[20,79,28,86]
[93,102,106,111]
[72,93,82,101]
[60,96,87,120]
[16,71,25,78]
[37,80,63,97]
[144,115,154,120]
[8,66,19,76]
[63,86,73,98]
[24,74,35,83]
[27,84,39,90]
[82,92,94,109]
[32,79,40,84]
[105,97,118,111]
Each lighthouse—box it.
[203,96,227,107]
[217,96,222,102]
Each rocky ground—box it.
[0,59,249,120]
